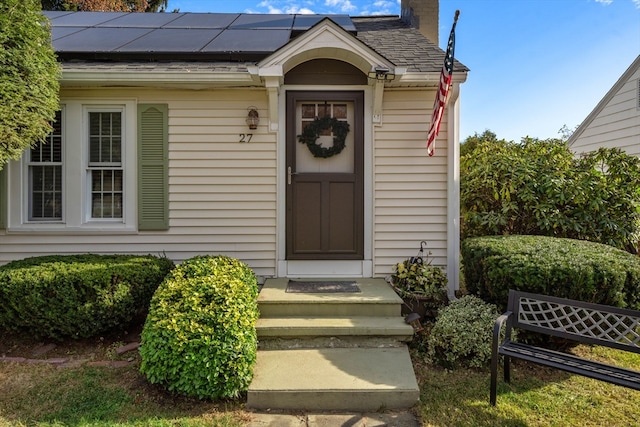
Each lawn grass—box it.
[0,362,249,427]
[414,345,640,427]
[1,345,639,426]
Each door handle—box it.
[287,166,298,185]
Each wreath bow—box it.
[297,116,350,158]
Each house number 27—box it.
[239,133,253,143]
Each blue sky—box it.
[167,0,640,143]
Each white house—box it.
[0,0,468,296]
[568,55,640,157]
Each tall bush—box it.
[461,135,640,252]
[139,255,259,399]
[0,0,60,167]
[0,254,174,339]
[461,235,640,311]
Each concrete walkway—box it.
[247,410,420,426]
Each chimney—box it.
[401,0,439,45]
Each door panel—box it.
[286,91,364,260]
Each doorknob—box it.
[287,166,298,185]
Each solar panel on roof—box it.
[50,26,85,41]
[96,12,185,28]
[46,11,358,56]
[45,11,128,27]
[162,13,240,29]
[117,28,223,52]
[202,29,291,53]
[54,27,152,52]
[229,14,294,30]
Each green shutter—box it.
[138,104,168,231]
[0,166,6,229]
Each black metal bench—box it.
[490,289,640,405]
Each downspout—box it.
[446,83,461,299]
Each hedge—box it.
[461,235,640,310]
[0,254,174,340]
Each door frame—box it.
[277,87,373,278]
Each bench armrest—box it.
[493,311,513,349]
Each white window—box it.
[8,100,136,232]
[28,110,63,222]
[88,110,123,220]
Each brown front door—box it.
[286,91,364,260]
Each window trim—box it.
[8,99,137,233]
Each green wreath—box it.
[297,116,350,158]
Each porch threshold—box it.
[258,278,403,317]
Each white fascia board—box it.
[60,70,258,89]
[396,72,468,86]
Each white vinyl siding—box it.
[168,91,276,275]
[0,88,278,278]
[571,66,640,157]
[373,89,449,277]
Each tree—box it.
[0,0,60,169]
[41,0,168,12]
[460,133,640,252]
[459,129,505,157]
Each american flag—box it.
[426,11,459,156]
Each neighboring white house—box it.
[568,55,640,157]
[0,0,468,296]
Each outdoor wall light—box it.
[246,106,260,130]
[404,312,423,332]
[368,66,395,81]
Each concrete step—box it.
[247,347,420,411]
[257,316,413,340]
[258,278,402,318]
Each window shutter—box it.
[138,104,168,231]
[0,167,6,229]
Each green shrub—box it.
[139,255,259,399]
[427,295,500,369]
[390,257,448,317]
[0,254,174,340]
[461,135,640,252]
[461,235,640,311]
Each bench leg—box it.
[504,356,511,383]
[490,352,499,405]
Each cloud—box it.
[325,0,357,13]
[256,0,314,14]
[594,0,640,9]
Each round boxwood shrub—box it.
[461,235,640,311]
[427,295,501,369]
[139,255,259,399]
[0,254,174,340]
